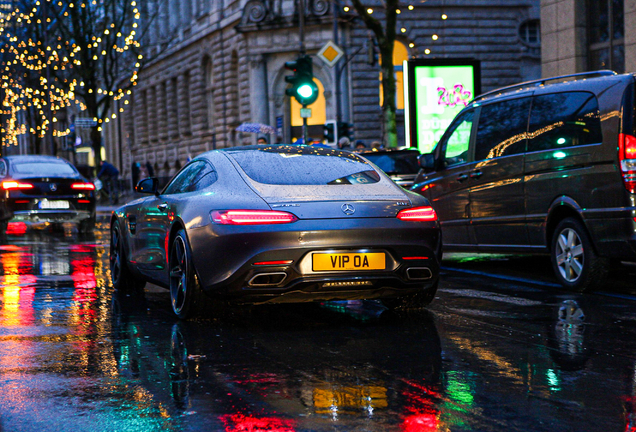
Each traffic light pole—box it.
[299,0,306,55]
[302,106,308,145]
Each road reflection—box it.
[2,221,636,431]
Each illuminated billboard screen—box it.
[404,59,481,154]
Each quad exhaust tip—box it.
[248,272,287,286]
[406,267,432,280]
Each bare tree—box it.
[0,0,153,165]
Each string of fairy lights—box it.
[0,0,143,149]
[343,1,447,55]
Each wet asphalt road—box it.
[0,216,635,431]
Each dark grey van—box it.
[411,70,636,291]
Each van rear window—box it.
[528,91,602,152]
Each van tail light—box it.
[71,182,96,190]
[397,206,438,222]
[211,210,298,225]
[618,133,636,193]
[1,181,34,190]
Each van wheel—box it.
[550,218,608,292]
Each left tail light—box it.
[71,182,96,190]
[619,133,636,193]
[397,206,438,222]
[211,210,298,225]
[1,181,33,190]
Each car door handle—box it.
[470,170,483,179]
[157,203,168,212]
[457,174,469,182]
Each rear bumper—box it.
[583,207,636,260]
[12,209,94,224]
[187,218,441,304]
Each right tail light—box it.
[618,133,636,193]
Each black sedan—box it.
[109,145,441,319]
[358,148,421,189]
[0,155,96,233]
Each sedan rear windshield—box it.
[228,146,381,185]
[12,162,77,177]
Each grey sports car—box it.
[110,145,441,319]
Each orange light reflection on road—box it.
[0,252,37,327]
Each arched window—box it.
[379,40,408,110]
[290,78,326,142]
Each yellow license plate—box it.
[313,252,385,271]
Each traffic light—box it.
[284,55,319,106]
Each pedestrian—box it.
[337,136,351,150]
[257,136,268,144]
[97,160,120,204]
[131,161,141,189]
[371,140,382,150]
[354,140,366,151]
[145,161,155,177]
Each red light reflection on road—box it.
[5,222,27,235]
[220,413,296,432]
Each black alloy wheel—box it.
[110,220,146,292]
[169,229,206,319]
[550,217,609,292]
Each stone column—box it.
[541,0,587,77]
[625,0,636,72]
[249,54,270,127]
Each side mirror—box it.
[418,153,436,171]
[135,177,158,195]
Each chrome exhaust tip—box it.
[406,267,432,281]
[248,272,287,287]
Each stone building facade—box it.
[541,0,636,77]
[103,0,540,186]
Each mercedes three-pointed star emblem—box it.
[341,203,355,215]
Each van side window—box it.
[528,92,602,152]
[441,110,474,167]
[475,97,532,161]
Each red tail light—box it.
[619,133,636,193]
[211,210,298,225]
[1,181,33,190]
[397,206,438,222]
[71,182,96,190]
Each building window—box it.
[519,19,540,46]
[588,0,624,73]
[379,41,408,110]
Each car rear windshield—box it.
[362,151,420,174]
[12,161,77,177]
[228,145,381,185]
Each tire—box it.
[169,229,210,319]
[382,281,438,311]
[110,219,146,292]
[550,217,609,292]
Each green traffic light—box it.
[297,84,314,98]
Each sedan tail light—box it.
[619,133,636,193]
[1,181,34,190]
[397,206,438,221]
[71,182,96,190]
[211,210,298,225]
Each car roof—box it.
[3,155,73,164]
[469,70,635,106]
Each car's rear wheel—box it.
[382,282,438,311]
[110,220,146,292]
[550,217,609,292]
[169,229,209,319]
